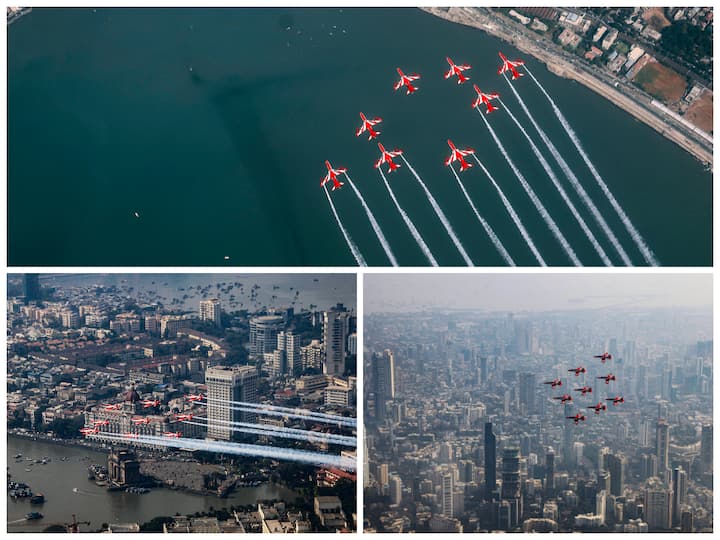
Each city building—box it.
[199,298,222,327]
[205,365,258,440]
[323,304,350,375]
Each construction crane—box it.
[65,514,91,533]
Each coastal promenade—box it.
[422,7,713,166]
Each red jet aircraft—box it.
[543,379,562,389]
[444,140,474,171]
[606,396,625,406]
[131,417,152,425]
[472,85,500,113]
[568,367,586,376]
[587,402,608,415]
[375,143,403,173]
[594,352,612,363]
[566,413,586,424]
[142,399,160,408]
[498,52,525,80]
[552,394,573,404]
[186,394,204,402]
[356,112,382,140]
[444,57,471,84]
[163,432,183,438]
[574,386,593,396]
[597,374,616,385]
[321,161,346,191]
[393,68,420,95]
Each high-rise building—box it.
[23,274,41,304]
[323,304,350,375]
[519,372,536,415]
[700,424,712,473]
[372,350,395,421]
[484,422,497,500]
[640,454,658,481]
[390,475,403,506]
[249,315,285,358]
[205,365,258,441]
[199,298,222,327]
[671,467,687,526]
[656,420,670,472]
[441,473,454,517]
[545,449,555,496]
[644,477,672,530]
[275,331,300,377]
[501,446,522,529]
[606,453,625,497]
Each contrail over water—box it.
[90,432,356,470]
[497,95,613,266]
[323,184,366,266]
[523,65,658,266]
[378,168,438,266]
[343,172,398,266]
[447,163,515,266]
[503,76,633,266]
[471,154,546,266]
[477,109,582,266]
[400,155,475,266]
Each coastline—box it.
[420,7,713,167]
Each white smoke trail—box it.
[477,110,582,266]
[496,95,613,266]
[447,164,515,266]
[471,154,546,266]
[523,65,659,266]
[502,78,633,266]
[204,398,357,427]
[343,173,398,266]
[189,418,356,446]
[377,168,438,266]
[399,155,475,266]
[323,184,366,266]
[91,432,356,470]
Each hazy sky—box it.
[365,273,712,313]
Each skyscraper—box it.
[644,477,672,530]
[442,473,454,517]
[23,273,41,304]
[606,453,625,497]
[323,304,350,375]
[672,466,687,526]
[700,424,712,473]
[484,422,496,500]
[519,372,536,415]
[276,331,301,377]
[545,449,555,496]
[205,365,258,440]
[501,446,521,529]
[199,298,222,327]
[372,350,395,421]
[656,420,670,472]
[249,315,284,358]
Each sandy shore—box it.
[421,7,712,166]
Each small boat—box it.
[25,512,43,520]
[30,493,45,504]
[14,454,22,459]
[24,468,32,472]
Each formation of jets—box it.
[323,53,516,192]
[543,349,625,425]
[444,57,471,84]
[444,139,474,171]
[375,143,403,173]
[356,112,382,140]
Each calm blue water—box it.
[8,8,712,266]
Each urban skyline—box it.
[364,274,712,533]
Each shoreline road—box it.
[421,7,713,167]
